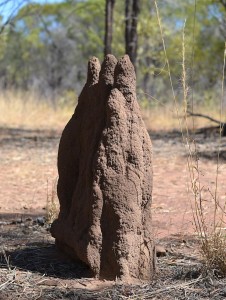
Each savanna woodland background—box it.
[0,0,226,108]
[1,0,226,299]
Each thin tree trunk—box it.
[125,0,140,67]
[220,0,226,9]
[125,0,132,55]
[130,0,140,65]
[104,0,115,56]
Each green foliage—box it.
[0,0,225,104]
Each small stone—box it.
[36,216,45,226]
[156,245,167,257]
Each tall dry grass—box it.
[0,89,223,133]
[0,90,75,131]
[154,0,226,276]
[46,179,59,224]
[141,102,223,132]
[190,43,226,276]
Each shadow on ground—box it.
[0,241,92,279]
[0,214,92,279]
[0,126,60,148]
[148,128,226,162]
[197,150,226,161]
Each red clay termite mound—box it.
[50,55,155,281]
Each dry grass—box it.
[191,163,226,275]
[0,90,75,131]
[184,42,226,277]
[154,0,226,277]
[141,104,179,131]
[182,20,226,278]
[201,232,226,276]
[0,89,223,133]
[141,103,223,132]
[46,179,59,224]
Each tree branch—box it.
[219,0,226,9]
[0,0,30,35]
[187,110,223,125]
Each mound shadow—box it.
[0,241,93,279]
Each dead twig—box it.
[0,278,15,291]
[187,111,223,125]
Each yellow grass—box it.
[0,89,223,132]
[0,90,75,131]
[142,103,223,132]
[46,179,60,224]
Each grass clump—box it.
[155,0,226,276]
[201,232,226,276]
[191,165,226,276]
[46,179,59,224]
[190,42,226,276]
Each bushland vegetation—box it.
[0,0,225,112]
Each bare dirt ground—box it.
[1,126,226,299]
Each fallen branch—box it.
[187,111,223,125]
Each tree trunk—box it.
[104,0,116,56]
[125,0,132,56]
[125,0,140,68]
[220,0,226,9]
